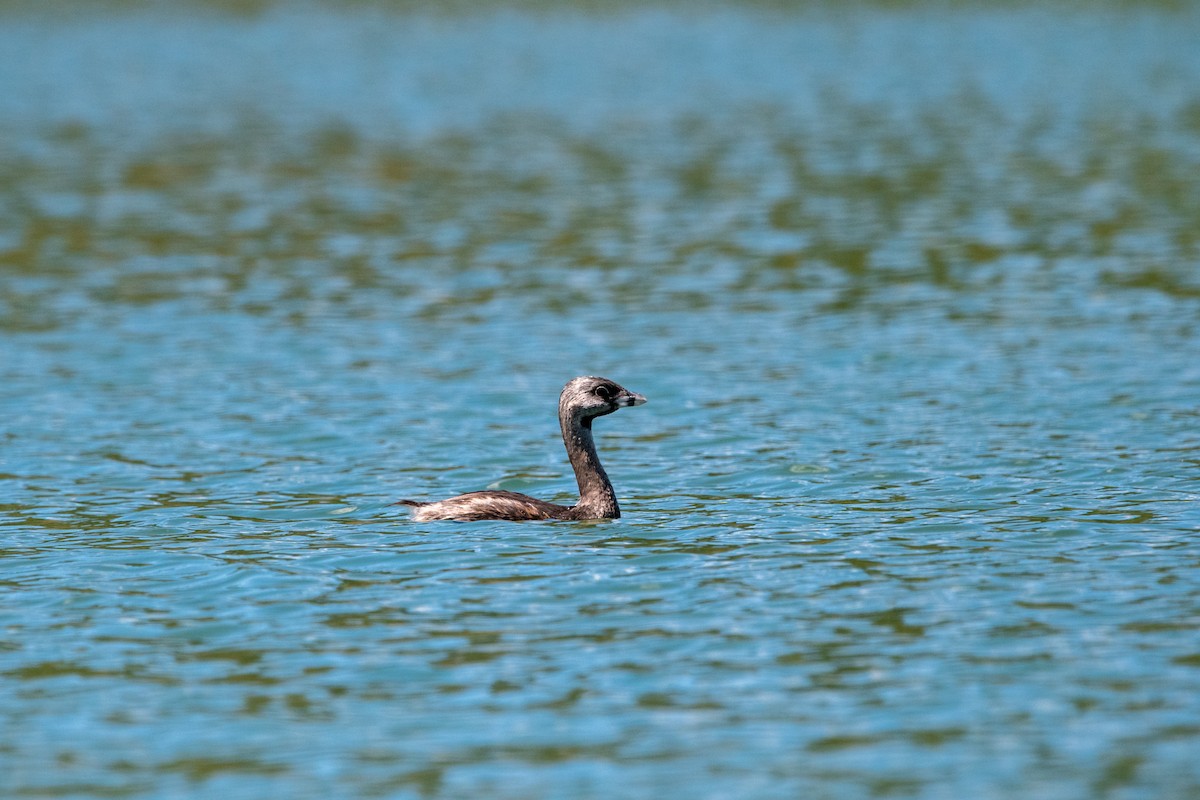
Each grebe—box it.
[399,376,646,521]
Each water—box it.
[2,3,1200,798]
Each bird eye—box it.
[595,384,614,401]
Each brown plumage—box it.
[398,376,647,522]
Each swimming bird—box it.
[399,376,646,521]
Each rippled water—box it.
[2,3,1200,798]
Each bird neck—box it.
[561,413,620,518]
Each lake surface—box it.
[2,3,1200,798]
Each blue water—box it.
[2,3,1200,798]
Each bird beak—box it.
[616,391,647,407]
